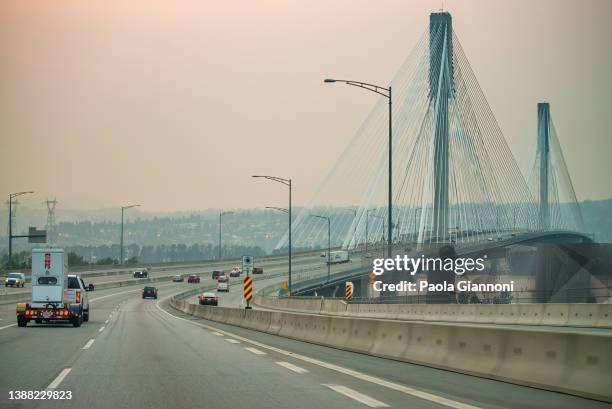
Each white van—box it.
[217,275,229,292]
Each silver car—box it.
[5,272,25,287]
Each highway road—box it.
[0,252,326,297]
[1,266,610,409]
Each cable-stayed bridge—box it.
[278,12,586,251]
[271,12,595,299]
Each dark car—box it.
[199,292,218,306]
[142,286,158,299]
[187,274,200,283]
[211,270,222,280]
[133,269,149,278]
[253,267,263,274]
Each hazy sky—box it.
[1,0,611,212]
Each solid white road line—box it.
[82,339,95,350]
[155,295,481,409]
[276,361,308,374]
[245,347,267,355]
[323,384,389,408]
[225,338,240,344]
[98,326,105,332]
[0,323,16,330]
[211,331,224,336]
[47,368,72,390]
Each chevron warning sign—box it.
[345,281,354,302]
[243,275,253,303]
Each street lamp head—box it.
[265,206,288,213]
[324,78,337,83]
[10,191,34,198]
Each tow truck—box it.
[16,248,92,328]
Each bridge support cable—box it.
[276,12,545,278]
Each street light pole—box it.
[311,215,331,282]
[7,191,34,268]
[218,211,234,261]
[253,175,292,294]
[325,78,392,259]
[120,204,140,265]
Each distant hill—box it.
[1,199,611,258]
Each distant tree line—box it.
[63,242,266,266]
[2,242,268,270]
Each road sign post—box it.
[242,255,253,276]
[243,275,253,309]
[242,255,254,309]
[345,281,354,302]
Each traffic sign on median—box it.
[242,255,253,275]
[243,275,254,304]
[345,281,354,302]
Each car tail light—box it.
[76,290,81,304]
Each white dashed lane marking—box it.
[82,339,95,350]
[47,368,72,390]
[276,361,308,374]
[245,347,267,355]
[323,384,389,408]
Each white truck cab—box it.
[17,248,91,327]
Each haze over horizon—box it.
[2,0,611,212]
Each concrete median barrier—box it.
[173,291,612,402]
[254,292,612,329]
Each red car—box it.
[198,292,218,306]
[187,274,200,283]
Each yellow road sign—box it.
[345,281,353,302]
[243,275,253,302]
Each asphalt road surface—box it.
[1,269,610,409]
[0,252,326,296]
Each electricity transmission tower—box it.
[44,198,58,244]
